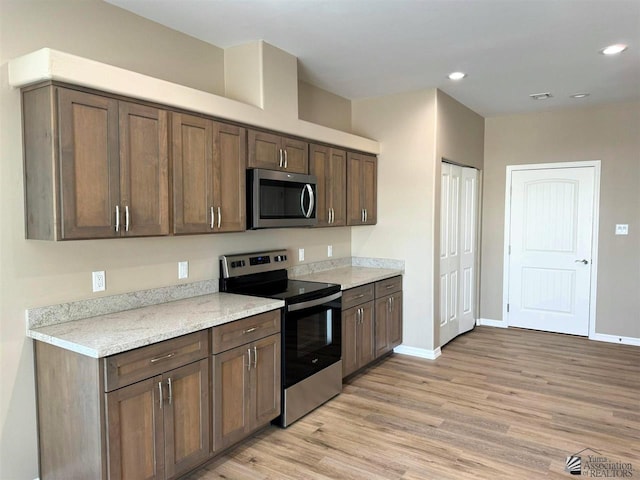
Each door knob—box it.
[575,259,589,264]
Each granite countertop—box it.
[291,266,403,290]
[27,293,284,358]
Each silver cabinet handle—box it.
[253,346,258,368]
[247,348,252,371]
[364,208,368,223]
[125,205,130,232]
[243,327,257,334]
[575,259,589,264]
[150,352,176,363]
[210,206,215,229]
[167,377,173,406]
[284,149,288,169]
[361,209,365,223]
[158,381,163,409]
[300,184,315,218]
[115,205,120,232]
[388,297,392,312]
[217,206,221,229]
[278,149,283,168]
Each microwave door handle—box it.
[300,184,315,219]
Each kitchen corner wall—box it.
[0,1,352,479]
[352,90,439,351]
[481,102,640,339]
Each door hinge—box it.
[506,303,510,313]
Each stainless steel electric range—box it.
[219,250,342,427]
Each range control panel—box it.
[220,250,289,278]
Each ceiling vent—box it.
[529,92,553,100]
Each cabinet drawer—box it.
[104,330,209,392]
[375,276,402,297]
[212,309,281,354]
[342,284,375,310]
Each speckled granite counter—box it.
[27,293,283,358]
[291,266,403,290]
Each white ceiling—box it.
[106,0,640,117]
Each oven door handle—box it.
[287,291,342,312]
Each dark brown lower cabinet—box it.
[342,276,403,378]
[213,334,281,452]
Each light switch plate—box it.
[327,245,333,257]
[178,261,189,279]
[615,224,629,235]
[298,248,305,262]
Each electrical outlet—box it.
[92,271,106,292]
[298,248,305,262]
[327,245,333,257]
[178,261,189,279]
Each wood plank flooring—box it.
[187,327,640,479]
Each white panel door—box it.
[440,164,478,346]
[507,167,595,335]
[440,163,460,346]
[459,167,478,335]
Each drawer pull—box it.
[386,284,395,289]
[354,294,365,299]
[150,352,176,363]
[243,327,258,334]
[158,381,163,409]
[167,377,173,406]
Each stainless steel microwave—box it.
[247,169,317,229]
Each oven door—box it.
[284,292,341,388]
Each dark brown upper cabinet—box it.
[309,144,347,227]
[22,85,169,240]
[172,113,246,234]
[247,129,308,174]
[347,152,377,226]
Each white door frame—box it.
[502,160,601,338]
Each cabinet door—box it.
[388,292,403,349]
[106,376,164,480]
[281,137,309,174]
[58,88,119,239]
[212,345,251,452]
[163,360,210,480]
[172,113,215,234]
[213,122,246,232]
[119,102,169,237]
[341,306,360,378]
[374,295,391,358]
[359,302,376,367]
[361,154,377,225]
[347,152,377,226]
[247,130,282,170]
[328,148,347,226]
[251,334,281,428]
[309,144,330,226]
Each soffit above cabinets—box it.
[8,48,380,155]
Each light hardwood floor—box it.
[187,327,640,479]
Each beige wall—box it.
[0,2,352,478]
[434,90,485,345]
[481,102,640,339]
[298,80,352,133]
[352,90,438,351]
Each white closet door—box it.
[459,167,478,335]
[440,163,478,347]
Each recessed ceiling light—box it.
[600,44,628,55]
[529,92,553,100]
[570,93,590,99]
[448,72,466,80]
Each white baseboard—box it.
[476,318,508,328]
[589,333,640,347]
[393,345,441,360]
